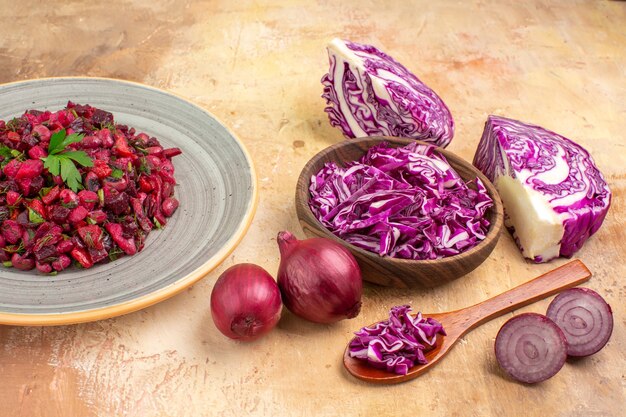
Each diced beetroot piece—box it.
[163,147,182,159]
[3,159,21,178]
[92,159,112,179]
[93,150,111,162]
[21,229,35,248]
[7,131,20,143]
[84,171,100,192]
[88,246,108,263]
[15,159,44,179]
[134,132,149,145]
[32,124,51,142]
[154,211,167,227]
[138,176,153,192]
[16,210,29,227]
[56,240,74,253]
[29,199,46,219]
[78,190,99,210]
[48,205,71,224]
[11,253,35,271]
[158,169,176,184]
[1,220,23,244]
[0,235,5,248]
[36,261,53,274]
[91,109,113,127]
[77,225,104,250]
[162,181,174,198]
[111,157,132,170]
[59,189,79,208]
[145,155,162,170]
[113,136,137,159]
[96,128,115,148]
[105,222,137,255]
[6,190,21,207]
[26,176,44,196]
[28,145,47,160]
[70,247,93,269]
[87,210,107,224]
[52,174,64,186]
[162,198,179,217]
[80,135,103,149]
[41,186,61,205]
[146,146,163,156]
[52,254,72,271]
[104,177,128,192]
[104,191,130,215]
[0,249,9,263]
[68,206,89,223]
[34,244,58,262]
[16,178,33,195]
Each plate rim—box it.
[0,76,258,326]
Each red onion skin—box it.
[277,231,362,324]
[210,263,282,341]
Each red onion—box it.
[276,231,362,324]
[494,313,568,384]
[210,263,282,341]
[546,287,613,357]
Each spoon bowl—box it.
[343,260,591,384]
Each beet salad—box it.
[0,102,181,274]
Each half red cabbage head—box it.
[321,38,454,147]
[473,115,610,262]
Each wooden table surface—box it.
[1,1,624,416]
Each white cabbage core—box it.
[495,175,564,261]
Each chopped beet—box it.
[0,103,181,274]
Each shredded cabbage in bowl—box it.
[309,142,493,260]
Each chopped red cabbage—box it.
[348,305,446,375]
[309,142,493,260]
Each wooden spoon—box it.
[343,259,591,384]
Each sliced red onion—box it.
[546,288,613,357]
[348,305,446,375]
[495,313,567,384]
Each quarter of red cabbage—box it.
[349,305,446,375]
[309,142,493,260]
[473,115,611,262]
[321,38,454,147]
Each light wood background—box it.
[0,1,624,416]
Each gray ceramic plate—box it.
[0,77,257,325]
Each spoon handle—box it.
[454,259,591,334]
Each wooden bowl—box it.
[295,136,504,288]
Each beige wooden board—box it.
[0,0,624,416]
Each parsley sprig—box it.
[42,129,93,192]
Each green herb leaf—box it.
[57,133,85,154]
[48,129,67,154]
[62,151,94,167]
[43,154,61,177]
[43,129,93,192]
[28,208,45,224]
[2,261,12,268]
[0,146,13,159]
[60,158,83,192]
[110,168,124,179]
